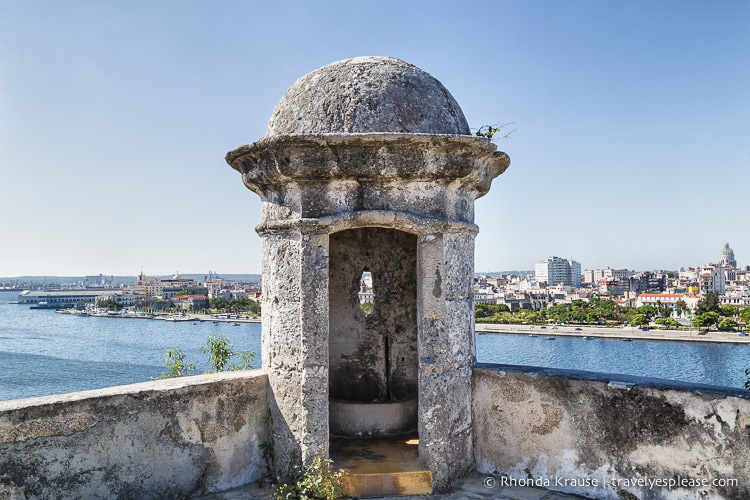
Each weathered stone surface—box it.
[261,229,329,476]
[329,228,418,404]
[227,135,509,222]
[266,56,470,136]
[0,372,269,499]
[416,231,476,491]
[227,56,509,493]
[473,364,750,500]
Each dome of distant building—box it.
[265,56,471,137]
[720,243,736,268]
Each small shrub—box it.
[274,455,348,500]
[229,349,255,371]
[153,335,254,380]
[154,348,196,379]
[200,334,255,373]
[201,334,234,372]
[474,122,516,143]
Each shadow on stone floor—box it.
[194,472,589,500]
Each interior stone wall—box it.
[473,364,750,500]
[0,371,269,499]
[328,227,418,404]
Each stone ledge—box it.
[0,369,268,412]
[0,370,270,498]
[474,363,750,399]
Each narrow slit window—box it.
[359,271,374,316]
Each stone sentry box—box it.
[226,56,509,491]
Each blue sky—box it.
[1,1,748,277]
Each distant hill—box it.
[475,271,533,276]
[0,274,262,286]
[156,274,262,283]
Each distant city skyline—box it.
[0,240,741,282]
[2,1,748,276]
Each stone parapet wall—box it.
[473,364,750,500]
[0,371,269,499]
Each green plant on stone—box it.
[200,334,255,373]
[274,455,348,500]
[259,411,275,471]
[229,349,256,371]
[154,335,255,380]
[474,122,516,143]
[154,348,197,379]
[200,334,233,372]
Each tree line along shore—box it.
[476,322,750,344]
[476,293,748,332]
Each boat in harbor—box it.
[165,315,190,322]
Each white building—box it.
[17,290,117,308]
[570,260,582,288]
[679,267,698,281]
[582,270,594,285]
[699,263,726,295]
[635,293,699,316]
[535,256,581,288]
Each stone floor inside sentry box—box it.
[329,433,433,497]
[197,433,586,500]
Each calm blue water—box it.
[1,291,747,401]
[477,332,748,389]
[0,291,261,401]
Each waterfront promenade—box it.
[476,322,750,344]
[59,308,750,345]
[57,309,261,324]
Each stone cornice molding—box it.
[255,209,479,237]
[226,133,509,199]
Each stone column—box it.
[260,226,330,476]
[416,229,476,491]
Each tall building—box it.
[699,263,726,295]
[569,260,582,288]
[535,256,581,287]
[583,268,629,288]
[582,269,594,285]
[628,271,666,294]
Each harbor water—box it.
[1,291,747,402]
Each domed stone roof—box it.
[721,243,734,258]
[720,243,736,267]
[265,56,471,136]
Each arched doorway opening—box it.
[328,227,418,436]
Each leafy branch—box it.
[154,348,197,379]
[153,334,255,379]
[474,122,516,143]
[274,455,348,500]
